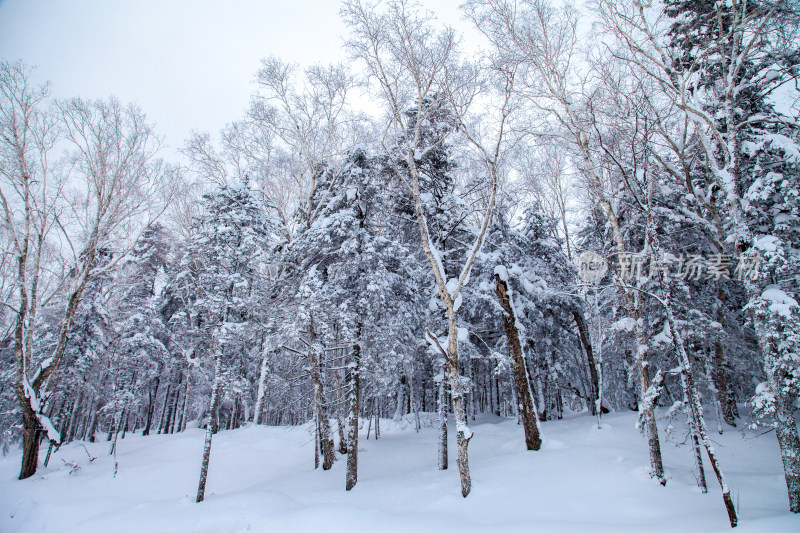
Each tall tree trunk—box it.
[714,286,736,427]
[143,376,160,436]
[87,399,103,443]
[157,383,171,435]
[163,389,175,435]
[196,350,222,503]
[109,405,126,456]
[445,315,472,497]
[647,227,739,528]
[681,371,707,494]
[346,341,360,491]
[254,349,270,425]
[80,398,94,441]
[494,374,502,416]
[437,361,448,470]
[410,371,422,431]
[308,325,335,470]
[180,373,191,432]
[170,383,182,434]
[366,404,373,440]
[635,328,666,485]
[314,410,320,470]
[774,381,800,513]
[334,369,348,454]
[495,274,542,450]
[573,309,602,415]
[393,375,407,422]
[66,390,83,443]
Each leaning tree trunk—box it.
[196,348,223,503]
[665,307,737,527]
[681,370,708,494]
[345,341,360,491]
[647,221,738,526]
[495,274,542,450]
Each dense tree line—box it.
[1,0,798,525]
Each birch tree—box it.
[251,58,362,235]
[1,61,174,479]
[343,0,517,497]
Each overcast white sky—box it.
[0,0,466,157]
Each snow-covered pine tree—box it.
[114,224,172,438]
[284,146,419,487]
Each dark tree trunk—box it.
[162,386,177,435]
[157,383,171,435]
[366,403,373,440]
[143,376,160,436]
[314,412,320,469]
[87,399,103,443]
[19,411,41,480]
[167,378,182,434]
[573,309,602,415]
[495,275,542,450]
[494,374,501,416]
[714,288,736,427]
[66,390,83,443]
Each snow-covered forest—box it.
[1,0,799,531]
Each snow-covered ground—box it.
[1,411,797,533]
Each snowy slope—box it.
[1,411,797,533]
